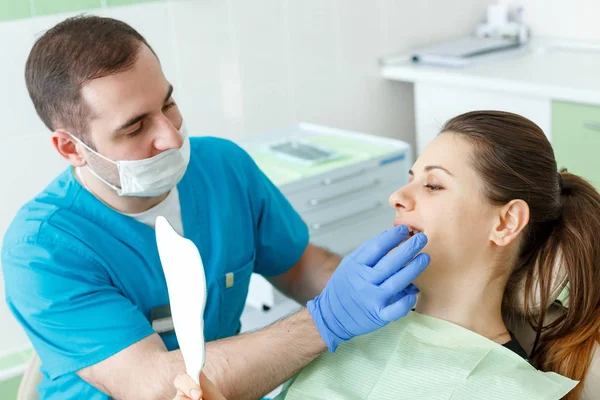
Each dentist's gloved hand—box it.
[308,225,430,352]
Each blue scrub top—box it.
[2,137,309,399]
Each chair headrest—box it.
[510,248,569,314]
[508,304,600,400]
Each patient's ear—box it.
[490,199,529,246]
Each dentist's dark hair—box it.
[442,110,600,400]
[25,15,156,144]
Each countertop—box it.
[380,39,600,106]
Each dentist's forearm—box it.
[268,245,341,305]
[290,252,340,305]
[202,308,326,400]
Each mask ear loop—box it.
[84,164,124,194]
[66,132,118,166]
[66,132,124,194]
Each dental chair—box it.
[509,303,600,399]
[16,270,600,400]
[16,352,41,400]
[507,252,600,400]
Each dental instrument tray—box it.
[268,139,343,165]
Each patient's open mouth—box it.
[407,228,421,238]
[390,226,424,253]
[393,220,423,243]
[396,226,422,246]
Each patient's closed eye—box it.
[424,183,443,192]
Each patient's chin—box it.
[412,269,430,286]
[412,258,439,287]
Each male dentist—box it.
[1,16,429,400]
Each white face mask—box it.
[70,123,191,197]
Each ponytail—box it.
[526,171,600,399]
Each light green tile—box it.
[0,0,32,22]
[0,375,22,400]
[552,101,600,189]
[0,348,32,371]
[34,0,102,16]
[106,0,162,7]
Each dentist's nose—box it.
[154,118,183,152]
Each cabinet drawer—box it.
[301,186,396,235]
[284,159,408,214]
[310,210,394,256]
[552,101,600,188]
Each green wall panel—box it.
[107,0,162,7]
[0,348,32,399]
[552,101,600,189]
[0,0,163,21]
[0,375,22,400]
[34,0,102,16]
[0,0,31,22]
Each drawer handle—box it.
[584,122,600,132]
[322,168,367,185]
[311,202,384,232]
[309,179,381,207]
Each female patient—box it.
[175,111,600,400]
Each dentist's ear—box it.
[490,199,530,246]
[52,130,87,167]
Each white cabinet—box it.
[381,41,600,155]
[414,83,551,154]
[240,123,412,309]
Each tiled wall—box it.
[0,0,159,21]
[0,0,490,360]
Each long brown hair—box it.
[442,111,600,399]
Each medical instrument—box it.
[408,37,521,67]
[307,226,429,352]
[380,3,528,68]
[268,139,342,165]
[155,216,206,385]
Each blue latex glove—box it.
[307,225,430,352]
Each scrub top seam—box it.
[2,229,106,273]
[2,171,84,247]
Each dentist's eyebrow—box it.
[408,165,454,176]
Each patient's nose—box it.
[388,187,415,211]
